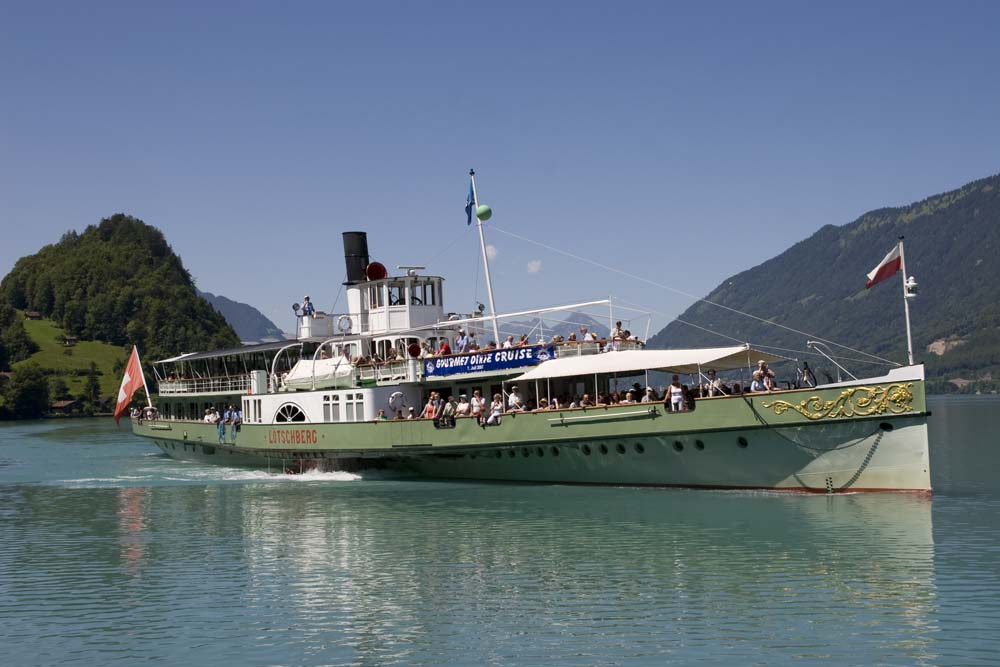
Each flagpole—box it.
[470,169,501,345]
[898,237,915,366]
[135,346,153,408]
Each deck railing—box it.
[158,375,251,395]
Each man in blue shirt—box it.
[302,296,316,317]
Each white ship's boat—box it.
[131,178,931,493]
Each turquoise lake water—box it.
[1,396,999,666]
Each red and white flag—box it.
[865,243,902,289]
[114,346,148,424]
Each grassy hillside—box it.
[15,311,126,397]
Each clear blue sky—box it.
[2,1,998,337]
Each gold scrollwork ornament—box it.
[762,383,914,421]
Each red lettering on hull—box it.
[267,428,318,445]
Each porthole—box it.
[522,447,530,457]
[600,444,609,455]
[879,422,894,432]
[737,436,748,448]
[695,440,705,450]
[495,450,502,458]
[673,441,684,452]
[551,446,560,457]
[616,443,626,454]
[508,450,516,458]
[634,443,645,454]
[536,447,545,457]
[582,444,592,455]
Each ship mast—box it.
[470,169,501,345]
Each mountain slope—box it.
[197,290,285,342]
[648,174,1000,392]
[0,214,240,362]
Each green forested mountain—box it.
[648,174,1000,393]
[0,214,240,363]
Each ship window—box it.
[634,443,645,454]
[369,285,384,308]
[616,443,626,454]
[344,393,365,422]
[695,440,705,450]
[737,436,748,448]
[388,283,405,306]
[582,444,591,455]
[551,446,559,457]
[599,444,609,455]
[673,441,684,452]
[323,395,341,422]
[276,403,306,423]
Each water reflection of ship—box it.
[230,484,935,661]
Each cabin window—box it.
[410,283,424,306]
[388,283,405,306]
[344,393,365,422]
[323,395,340,422]
[254,399,262,423]
[368,285,384,308]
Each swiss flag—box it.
[114,346,148,424]
[865,244,902,289]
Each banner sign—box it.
[424,345,556,378]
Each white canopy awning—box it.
[512,345,788,382]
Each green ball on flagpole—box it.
[476,204,492,221]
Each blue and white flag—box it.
[465,180,474,225]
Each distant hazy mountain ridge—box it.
[197,290,285,343]
[648,173,1000,393]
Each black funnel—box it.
[342,232,370,284]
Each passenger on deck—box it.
[757,360,776,390]
[455,394,471,417]
[611,321,624,341]
[420,342,434,358]
[470,390,485,422]
[302,296,315,317]
[507,385,525,411]
[394,410,405,420]
[437,340,452,356]
[668,376,685,412]
[485,393,504,425]
[484,340,497,350]
[580,327,597,342]
[376,408,388,421]
[441,396,457,427]
[704,369,723,397]
[537,398,549,410]
[384,347,399,361]
[580,394,594,408]
[407,406,416,419]
[566,333,578,343]
[641,387,657,403]
[798,362,817,388]
[750,371,767,393]
[517,334,530,346]
[610,391,621,404]
[502,335,515,348]
[551,334,564,344]
[621,391,635,404]
[596,393,608,406]
[455,330,470,354]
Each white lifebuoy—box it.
[337,315,353,334]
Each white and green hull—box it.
[134,374,931,493]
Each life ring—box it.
[337,315,353,334]
[388,391,406,412]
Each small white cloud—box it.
[486,244,497,260]
[527,259,542,274]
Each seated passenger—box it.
[551,334,564,344]
[750,371,767,393]
[580,327,597,342]
[420,342,434,358]
[566,333,578,343]
[798,361,817,388]
[611,321,624,341]
[406,406,416,419]
[621,391,635,404]
[537,398,549,410]
[484,340,497,350]
[502,335,515,348]
[517,334,529,346]
[507,385,525,411]
[375,408,388,421]
[579,394,594,408]
[485,394,504,425]
[641,387,657,403]
[302,296,316,317]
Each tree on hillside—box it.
[0,213,239,361]
[3,364,49,419]
[82,362,101,404]
[49,376,71,403]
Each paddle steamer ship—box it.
[131,217,931,493]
